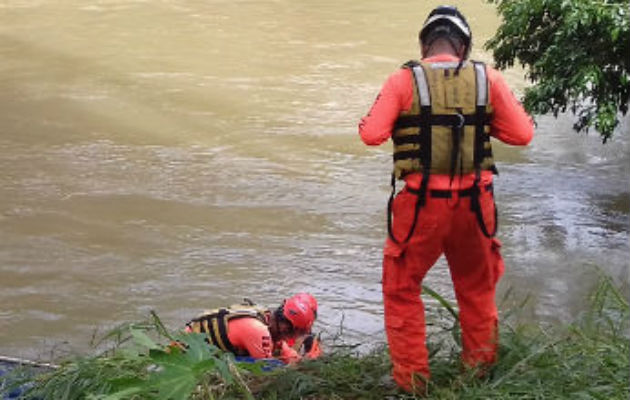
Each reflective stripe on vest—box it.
[186,304,268,356]
[392,60,496,179]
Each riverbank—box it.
[2,276,627,399]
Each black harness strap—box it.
[464,61,497,238]
[387,61,433,244]
[388,102,432,245]
[386,173,397,243]
[419,104,432,206]
[470,102,497,238]
[388,61,498,244]
[394,113,491,131]
[394,146,491,162]
[195,314,221,349]
[192,309,240,354]
[393,149,423,161]
[409,183,493,198]
[215,309,239,354]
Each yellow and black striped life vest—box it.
[186,302,269,355]
[392,60,497,180]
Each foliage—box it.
[243,346,394,400]
[429,275,629,399]
[485,0,630,142]
[251,276,629,399]
[2,277,627,399]
[11,313,260,400]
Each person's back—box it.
[358,5,533,394]
[184,293,321,363]
[225,316,273,358]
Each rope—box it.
[0,354,58,369]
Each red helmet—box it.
[293,293,317,317]
[282,293,317,330]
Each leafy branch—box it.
[485,0,630,142]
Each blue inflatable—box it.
[1,360,31,399]
[0,358,50,400]
[234,356,285,372]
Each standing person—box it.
[358,5,533,393]
[185,293,321,363]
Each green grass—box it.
[2,276,628,400]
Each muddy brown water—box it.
[1,0,628,360]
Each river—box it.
[1,0,628,360]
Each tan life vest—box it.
[386,60,499,244]
[392,60,497,180]
[186,301,269,356]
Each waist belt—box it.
[388,177,497,244]
[407,183,494,198]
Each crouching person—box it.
[184,293,321,364]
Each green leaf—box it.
[96,385,147,400]
[149,348,188,368]
[422,285,459,321]
[108,376,146,391]
[180,334,214,363]
[485,0,630,141]
[143,350,199,399]
[147,363,197,400]
[191,359,217,375]
[130,328,161,350]
[213,356,234,385]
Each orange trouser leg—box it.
[382,189,446,392]
[444,194,504,368]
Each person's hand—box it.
[303,335,322,359]
[278,340,301,364]
[290,332,315,352]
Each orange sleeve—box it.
[227,318,273,359]
[487,67,534,145]
[359,64,533,147]
[358,69,413,146]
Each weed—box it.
[2,277,627,399]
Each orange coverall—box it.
[193,317,317,363]
[359,54,533,391]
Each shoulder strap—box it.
[212,308,236,353]
[387,63,432,244]
[470,61,498,238]
[473,61,488,106]
[472,61,488,170]
[411,64,431,107]
[411,64,432,184]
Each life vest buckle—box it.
[454,113,465,129]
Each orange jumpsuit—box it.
[185,317,302,362]
[359,54,533,391]
[225,317,275,358]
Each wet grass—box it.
[2,276,628,400]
